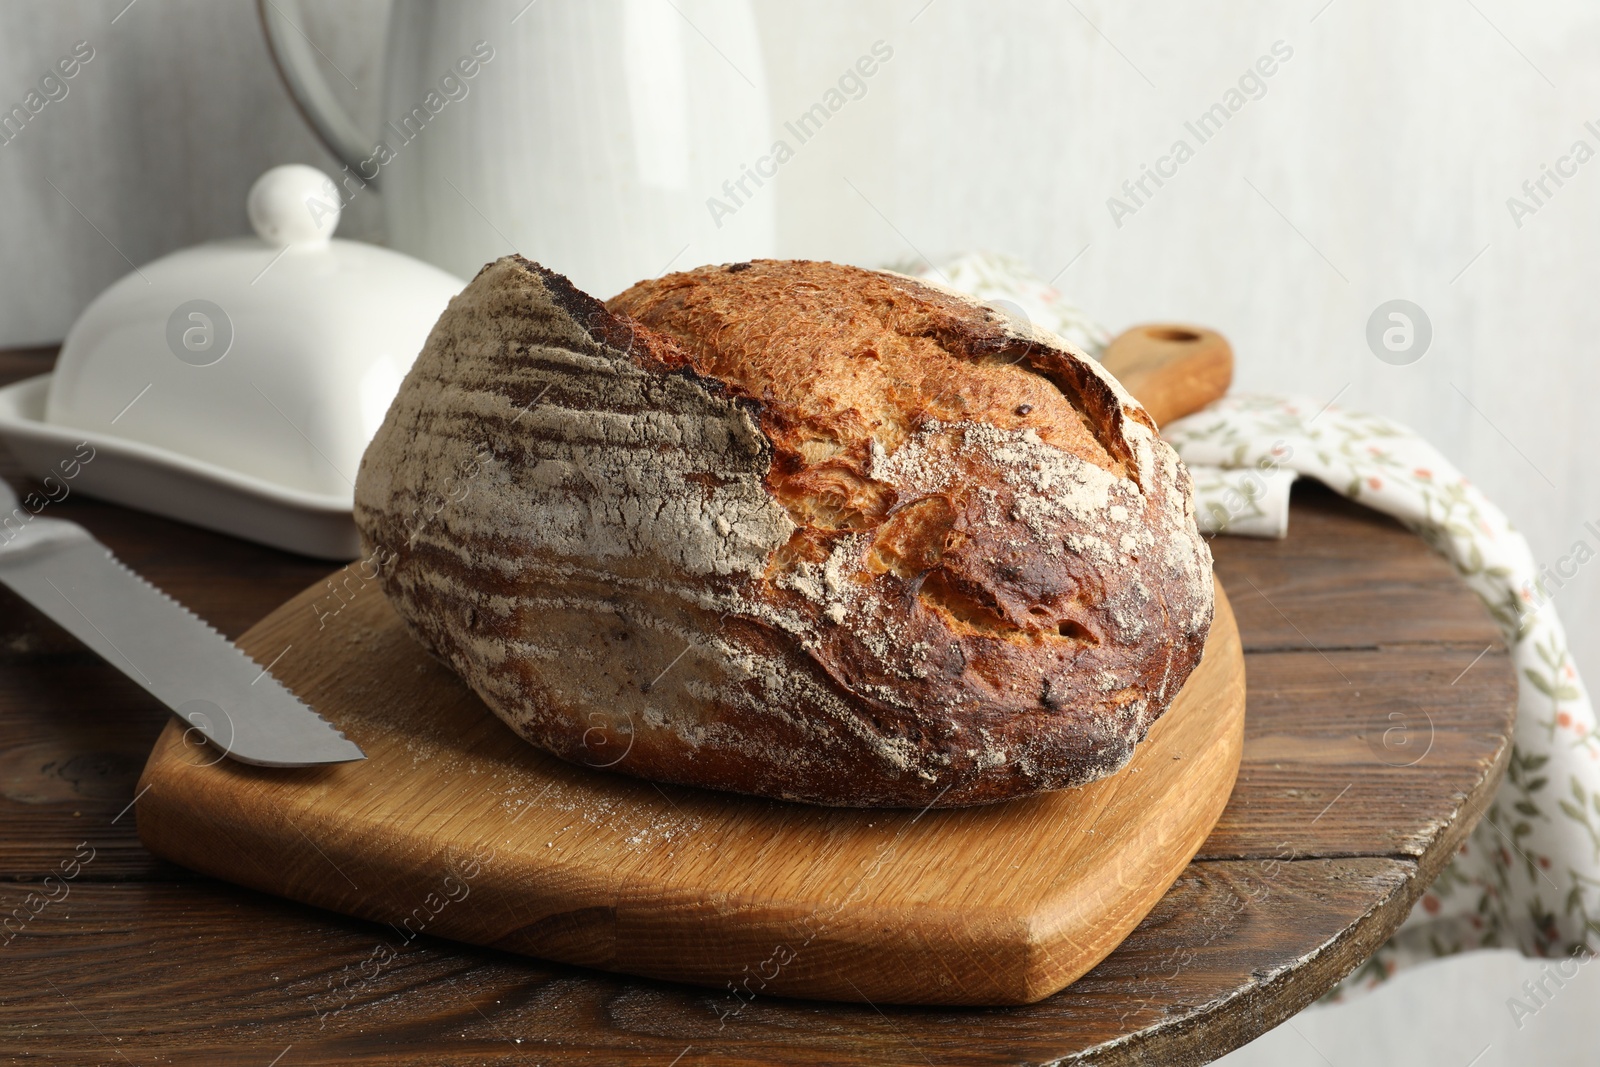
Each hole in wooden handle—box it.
[1145,327,1201,343]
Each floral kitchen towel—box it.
[1165,394,1600,992]
[916,253,1600,994]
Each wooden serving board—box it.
[136,574,1244,1007]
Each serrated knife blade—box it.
[0,487,364,767]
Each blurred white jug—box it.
[261,0,775,298]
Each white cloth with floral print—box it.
[914,253,1600,994]
[1166,395,1600,993]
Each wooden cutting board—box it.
[135,572,1243,1007]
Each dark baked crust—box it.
[355,256,1213,807]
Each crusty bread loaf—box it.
[353,256,1213,807]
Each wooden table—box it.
[0,347,1517,1066]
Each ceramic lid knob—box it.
[247,164,342,247]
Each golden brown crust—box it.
[355,256,1213,807]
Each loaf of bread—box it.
[353,256,1213,807]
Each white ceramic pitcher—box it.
[260,0,775,299]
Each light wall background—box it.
[1,1,1596,1062]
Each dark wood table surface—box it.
[0,346,1517,1066]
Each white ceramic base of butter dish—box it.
[0,374,359,559]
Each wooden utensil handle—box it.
[1099,324,1233,428]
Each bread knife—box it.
[0,479,363,767]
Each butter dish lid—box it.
[45,165,466,504]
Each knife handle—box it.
[0,511,94,563]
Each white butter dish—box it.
[2,165,466,558]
